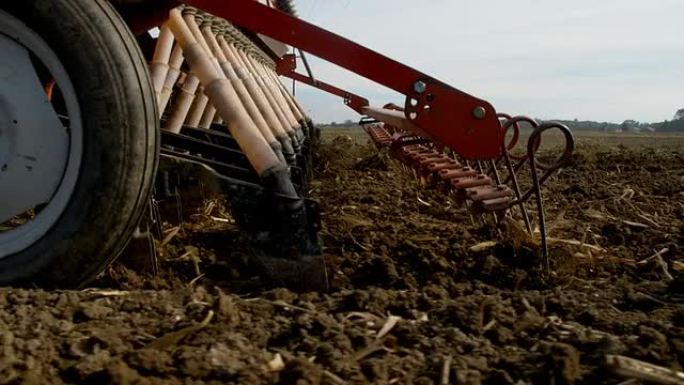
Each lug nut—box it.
[413,80,427,94]
[472,106,486,119]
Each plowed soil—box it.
[1,131,683,385]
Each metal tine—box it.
[365,106,573,269]
[499,116,535,234]
[486,159,503,227]
[505,155,535,229]
[472,161,490,225]
[498,114,575,269]
[174,185,184,227]
[146,226,159,276]
[524,121,575,270]
[510,125,574,204]
[443,154,477,226]
[489,160,502,186]
[149,190,163,239]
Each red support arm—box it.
[284,71,369,114]
[183,0,503,159]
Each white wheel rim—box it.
[0,9,83,258]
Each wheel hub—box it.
[0,9,82,258]
[0,33,70,223]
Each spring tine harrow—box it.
[361,114,575,266]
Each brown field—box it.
[0,126,682,384]
[321,125,684,149]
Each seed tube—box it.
[167,8,288,188]
[217,35,295,163]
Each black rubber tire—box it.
[0,0,159,287]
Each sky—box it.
[281,0,684,124]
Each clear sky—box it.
[283,0,684,124]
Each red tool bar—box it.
[284,71,369,114]
[183,0,503,159]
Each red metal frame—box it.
[182,0,503,160]
[284,71,369,114]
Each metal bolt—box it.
[472,106,487,119]
[413,81,427,94]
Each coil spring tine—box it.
[528,146,548,269]
[468,214,476,227]
[503,150,533,233]
[489,160,502,186]
[512,123,575,204]
[486,160,504,226]
[147,229,159,276]
[149,191,163,239]
[527,122,576,269]
[501,160,527,186]
[460,158,486,229]
[472,160,499,224]
[200,178,210,202]
[174,185,184,227]
[501,116,536,234]
[376,110,573,273]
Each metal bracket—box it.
[276,53,297,75]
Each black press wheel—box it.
[0,0,159,287]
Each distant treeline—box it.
[320,117,684,132]
[555,119,684,132]
[652,119,684,132]
[554,120,621,131]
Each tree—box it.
[621,120,638,132]
[674,108,684,120]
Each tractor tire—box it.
[0,0,159,287]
